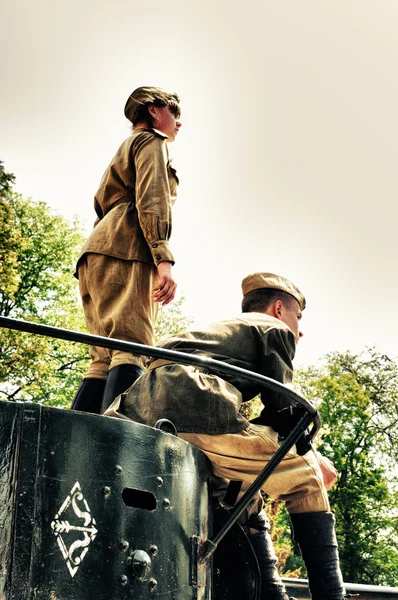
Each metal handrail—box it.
[283,578,398,598]
[0,316,319,419]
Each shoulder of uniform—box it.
[151,128,168,139]
[237,312,280,327]
[237,313,294,337]
[132,127,168,140]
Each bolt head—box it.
[130,550,152,581]
[149,578,158,591]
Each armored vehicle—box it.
[0,316,323,600]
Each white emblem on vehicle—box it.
[51,481,98,577]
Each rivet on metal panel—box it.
[102,486,111,497]
[155,477,163,487]
[149,545,158,556]
[120,575,128,586]
[120,540,129,552]
[149,578,158,591]
[115,465,122,474]
[163,498,171,509]
[131,550,152,581]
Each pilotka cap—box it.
[124,87,180,123]
[241,272,306,310]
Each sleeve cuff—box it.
[150,240,175,265]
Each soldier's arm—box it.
[134,133,175,266]
[259,327,295,391]
[314,451,338,490]
[134,133,177,304]
[252,327,296,426]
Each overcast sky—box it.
[1,0,397,367]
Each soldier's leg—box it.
[101,364,144,413]
[180,425,345,600]
[71,379,106,414]
[241,429,344,599]
[211,476,291,600]
[247,511,291,600]
[99,259,159,412]
[73,254,157,412]
[289,511,345,600]
[71,255,110,413]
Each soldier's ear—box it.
[148,104,160,120]
[273,300,283,320]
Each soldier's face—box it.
[153,106,182,142]
[279,299,303,343]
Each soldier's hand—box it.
[316,451,338,491]
[153,262,177,305]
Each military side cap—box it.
[124,86,180,123]
[241,272,306,310]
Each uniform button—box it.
[152,243,158,248]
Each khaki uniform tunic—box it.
[120,313,295,433]
[77,127,178,266]
[109,313,330,514]
[76,128,178,376]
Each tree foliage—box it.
[0,160,15,196]
[0,164,88,406]
[291,350,398,586]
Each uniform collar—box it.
[133,126,168,139]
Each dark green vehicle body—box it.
[0,401,212,599]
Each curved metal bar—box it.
[200,411,314,563]
[0,315,320,426]
[283,578,398,598]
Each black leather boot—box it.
[290,512,345,600]
[71,378,106,414]
[101,364,144,414]
[248,531,290,600]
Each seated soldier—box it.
[106,272,345,600]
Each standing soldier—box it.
[72,87,182,414]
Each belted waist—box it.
[147,359,208,372]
